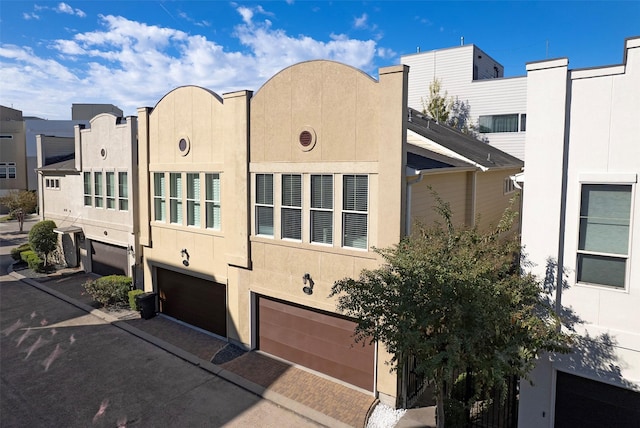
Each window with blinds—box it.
[83,172,92,206]
[256,174,274,236]
[342,175,368,249]
[170,173,183,224]
[153,173,166,221]
[311,175,333,244]
[577,184,632,288]
[187,173,201,227]
[282,174,302,240]
[94,171,103,208]
[106,172,116,209]
[205,173,221,230]
[118,172,128,211]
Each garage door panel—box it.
[157,268,226,337]
[258,296,374,391]
[91,241,127,276]
[258,337,373,391]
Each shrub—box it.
[11,243,31,261]
[128,289,144,310]
[28,220,58,266]
[21,250,44,272]
[83,275,132,307]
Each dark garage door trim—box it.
[257,295,375,391]
[157,267,227,338]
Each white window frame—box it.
[94,171,104,208]
[170,172,183,225]
[45,178,60,190]
[153,172,166,222]
[342,174,369,250]
[310,174,333,245]
[118,171,128,211]
[186,172,201,227]
[281,174,302,241]
[83,172,92,206]
[205,173,221,230]
[576,174,636,290]
[255,173,274,237]
[106,171,116,209]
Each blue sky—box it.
[1,1,638,119]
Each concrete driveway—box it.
[1,219,321,428]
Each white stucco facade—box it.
[518,37,640,427]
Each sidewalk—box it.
[7,265,377,428]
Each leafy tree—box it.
[422,79,451,124]
[330,194,572,427]
[28,220,58,267]
[0,190,37,232]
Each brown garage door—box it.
[257,296,374,391]
[90,241,127,276]
[157,268,227,337]
[555,371,640,428]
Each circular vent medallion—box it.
[297,126,317,151]
[100,147,107,159]
[178,136,191,156]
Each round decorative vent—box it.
[178,136,190,156]
[100,147,107,159]
[297,126,317,151]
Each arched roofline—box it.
[152,85,224,110]
[253,59,379,98]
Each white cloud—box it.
[1,7,384,119]
[23,12,40,20]
[57,2,86,18]
[354,13,368,29]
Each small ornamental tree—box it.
[0,190,37,232]
[28,220,58,267]
[330,193,572,428]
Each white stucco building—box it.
[401,44,527,160]
[518,36,640,427]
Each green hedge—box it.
[11,243,31,261]
[20,250,44,272]
[128,289,144,310]
[83,275,132,307]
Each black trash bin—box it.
[135,292,157,320]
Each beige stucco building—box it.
[0,106,27,212]
[37,113,139,278]
[136,60,522,407]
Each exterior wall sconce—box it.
[302,273,314,295]
[181,248,190,267]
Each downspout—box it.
[470,171,477,227]
[406,172,424,236]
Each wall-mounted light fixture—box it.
[302,273,313,295]
[127,245,135,256]
[181,248,190,267]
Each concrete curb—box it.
[8,265,352,428]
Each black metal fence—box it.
[467,374,519,428]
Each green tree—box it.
[0,190,37,232]
[28,220,58,267]
[330,194,572,427]
[422,79,451,123]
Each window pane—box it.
[94,172,103,208]
[282,208,302,240]
[153,173,165,221]
[282,174,302,207]
[577,254,626,288]
[311,175,333,209]
[106,172,115,209]
[312,211,333,244]
[84,172,92,206]
[206,203,221,229]
[119,172,128,211]
[343,213,367,249]
[206,173,221,230]
[579,185,631,255]
[256,206,273,236]
[256,174,273,205]
[206,174,220,202]
[343,175,368,212]
[478,114,519,133]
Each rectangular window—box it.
[153,173,166,221]
[94,171,103,208]
[479,114,519,133]
[106,172,116,209]
[520,114,527,132]
[118,172,128,211]
[311,175,333,244]
[205,173,221,230]
[256,174,274,236]
[577,184,632,288]
[45,178,60,189]
[0,163,6,179]
[187,173,201,227]
[170,173,183,224]
[504,177,517,195]
[84,172,92,206]
[8,162,16,179]
[281,174,302,240]
[342,175,368,249]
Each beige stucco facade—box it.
[0,106,27,211]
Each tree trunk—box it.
[436,387,445,428]
[17,211,24,232]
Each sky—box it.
[1,1,638,120]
